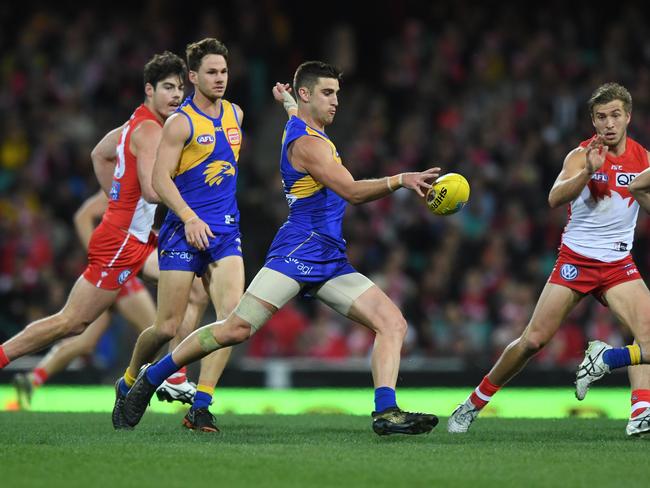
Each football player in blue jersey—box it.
[113,38,246,433]
[124,61,441,436]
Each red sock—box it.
[165,366,187,385]
[630,389,650,418]
[0,346,9,369]
[469,375,501,409]
[32,367,48,386]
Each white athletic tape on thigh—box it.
[233,294,273,333]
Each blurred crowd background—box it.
[2,0,650,382]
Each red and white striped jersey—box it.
[103,104,160,243]
[562,136,649,262]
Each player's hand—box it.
[400,167,441,197]
[272,83,297,114]
[184,218,215,251]
[585,135,608,174]
[272,83,292,102]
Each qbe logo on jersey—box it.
[560,264,579,281]
[616,172,638,186]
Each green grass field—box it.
[1,412,648,488]
[0,386,647,487]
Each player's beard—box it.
[198,84,222,104]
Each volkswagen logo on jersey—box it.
[197,134,215,145]
[560,264,579,281]
[117,269,132,285]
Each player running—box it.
[448,83,650,437]
[122,61,440,436]
[0,52,216,427]
[12,191,196,409]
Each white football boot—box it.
[156,378,197,405]
[447,398,480,433]
[575,340,612,401]
[626,407,650,437]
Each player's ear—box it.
[145,82,155,99]
[188,70,198,85]
[297,86,310,103]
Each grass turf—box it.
[1,412,647,488]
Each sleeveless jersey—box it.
[103,104,160,243]
[562,136,649,262]
[162,97,241,232]
[279,116,347,245]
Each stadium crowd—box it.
[1,1,649,375]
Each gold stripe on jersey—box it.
[290,174,324,198]
[176,100,241,176]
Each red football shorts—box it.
[116,276,146,300]
[549,244,640,303]
[83,221,157,290]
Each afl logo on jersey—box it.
[227,128,241,145]
[560,264,578,281]
[197,134,215,145]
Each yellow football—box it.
[425,173,470,216]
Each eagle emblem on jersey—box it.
[204,161,236,186]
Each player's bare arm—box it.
[290,136,440,204]
[152,113,215,250]
[548,136,608,208]
[73,191,108,250]
[131,120,164,203]
[91,125,124,196]
[629,154,650,213]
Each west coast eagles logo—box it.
[560,264,578,281]
[204,160,235,186]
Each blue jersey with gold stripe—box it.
[279,116,347,243]
[263,116,351,282]
[163,96,242,232]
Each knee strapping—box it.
[233,294,273,335]
[197,327,221,353]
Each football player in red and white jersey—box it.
[12,191,157,409]
[0,53,229,424]
[448,83,650,436]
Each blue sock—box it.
[145,354,179,387]
[192,391,212,410]
[603,347,633,369]
[118,378,129,396]
[374,387,398,412]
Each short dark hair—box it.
[143,51,186,87]
[186,38,228,72]
[588,82,632,115]
[293,61,342,97]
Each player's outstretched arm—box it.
[272,83,298,118]
[73,191,109,250]
[152,113,215,250]
[91,125,124,196]
[548,136,607,208]
[291,136,440,204]
[629,162,650,213]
